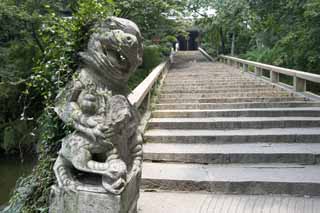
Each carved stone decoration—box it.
[49,17,143,213]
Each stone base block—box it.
[49,173,140,213]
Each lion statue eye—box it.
[108,20,117,29]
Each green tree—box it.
[192,0,320,92]
[191,0,251,55]
[0,1,43,154]
[3,1,114,212]
[246,0,320,74]
[1,1,192,212]
[114,0,188,40]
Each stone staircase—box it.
[138,51,320,212]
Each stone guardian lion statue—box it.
[53,17,143,195]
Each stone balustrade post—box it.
[255,67,262,76]
[49,17,143,213]
[271,71,280,83]
[243,64,249,72]
[294,77,306,92]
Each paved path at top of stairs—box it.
[139,192,320,213]
[139,51,320,212]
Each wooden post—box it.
[294,77,306,92]
[271,71,279,83]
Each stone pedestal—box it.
[49,172,140,213]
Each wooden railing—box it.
[219,55,320,94]
[128,60,171,108]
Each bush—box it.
[201,42,217,57]
[2,120,36,154]
[141,45,162,70]
[128,44,164,90]
[4,1,114,212]
[164,35,177,43]
[242,47,284,66]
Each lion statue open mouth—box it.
[79,17,143,94]
[53,17,144,195]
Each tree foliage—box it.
[190,0,251,55]
[0,0,188,154]
[114,0,188,40]
[1,0,190,212]
[3,0,114,212]
[192,0,320,77]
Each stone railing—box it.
[219,55,320,95]
[128,57,171,108]
[198,47,215,62]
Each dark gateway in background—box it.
[177,28,200,51]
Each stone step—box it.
[166,76,245,80]
[168,70,230,74]
[159,92,293,99]
[147,117,320,130]
[161,84,279,93]
[160,88,283,94]
[165,71,240,76]
[165,78,253,82]
[138,191,320,213]
[144,128,320,143]
[166,73,243,77]
[164,78,264,86]
[154,101,320,110]
[163,79,273,85]
[158,97,305,104]
[165,74,247,78]
[167,77,243,80]
[160,86,276,93]
[142,162,320,196]
[165,72,246,75]
[164,82,253,86]
[164,80,265,85]
[143,143,320,164]
[152,108,320,118]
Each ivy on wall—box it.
[3,1,114,212]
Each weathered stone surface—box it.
[158,96,306,104]
[50,170,140,213]
[145,128,320,143]
[155,101,320,110]
[147,117,320,130]
[144,143,320,164]
[142,51,320,203]
[151,107,320,118]
[159,91,293,98]
[50,16,143,213]
[138,191,320,213]
[142,162,320,196]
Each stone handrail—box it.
[198,47,215,61]
[219,55,320,93]
[128,60,170,108]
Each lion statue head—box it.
[79,17,143,93]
